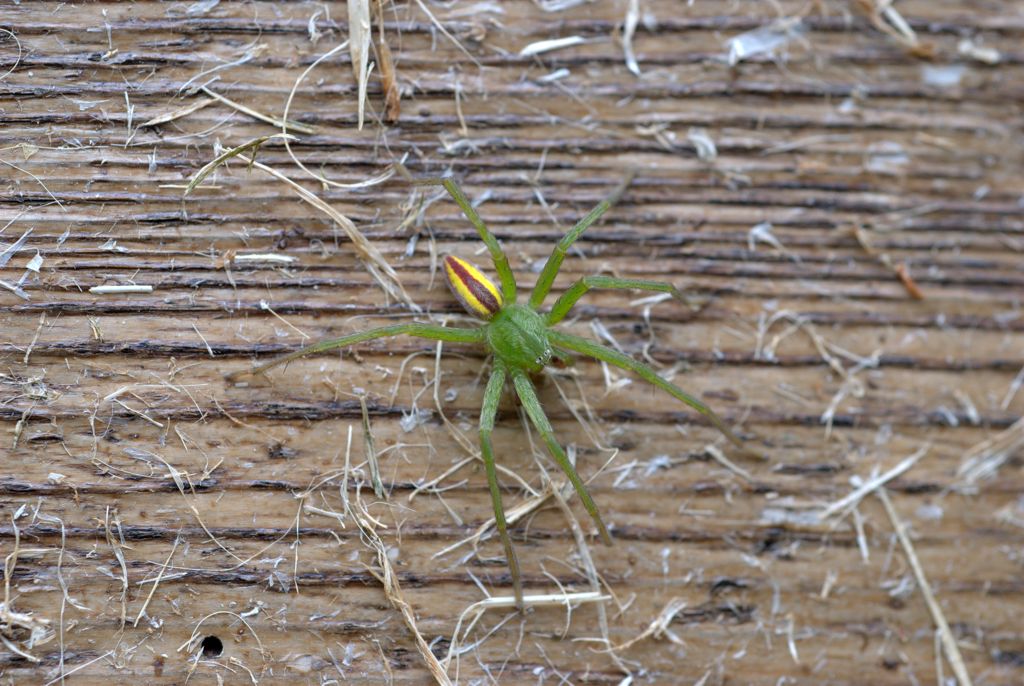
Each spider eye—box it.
[443,255,503,319]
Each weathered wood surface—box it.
[2,1,1023,684]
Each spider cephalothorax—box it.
[238,178,748,606]
[484,305,553,372]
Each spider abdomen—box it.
[444,255,503,319]
[486,304,552,373]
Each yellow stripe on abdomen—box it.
[444,255,503,319]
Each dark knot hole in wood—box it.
[200,635,224,659]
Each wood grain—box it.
[1,1,1023,684]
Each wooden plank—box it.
[1,1,1023,684]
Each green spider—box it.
[241,178,747,606]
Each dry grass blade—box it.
[607,597,687,653]
[138,97,214,128]
[0,27,23,82]
[852,0,935,57]
[235,152,418,309]
[1000,365,1024,410]
[200,86,317,134]
[183,134,296,196]
[703,443,755,482]
[957,417,1024,485]
[351,505,452,685]
[444,591,609,668]
[335,425,448,683]
[43,651,114,686]
[349,0,372,130]
[22,312,45,364]
[134,536,180,627]
[375,0,401,123]
[412,0,481,67]
[726,16,805,65]
[103,507,129,628]
[853,225,927,300]
[360,394,385,498]
[622,0,641,76]
[819,445,929,520]
[876,488,973,686]
[281,40,397,190]
[433,481,557,559]
[0,228,32,268]
[549,482,632,677]
[2,516,51,663]
[893,262,926,300]
[0,160,66,211]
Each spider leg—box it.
[549,330,754,455]
[545,275,684,326]
[510,368,612,545]
[418,177,517,303]
[527,173,634,310]
[479,364,524,608]
[229,323,484,379]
